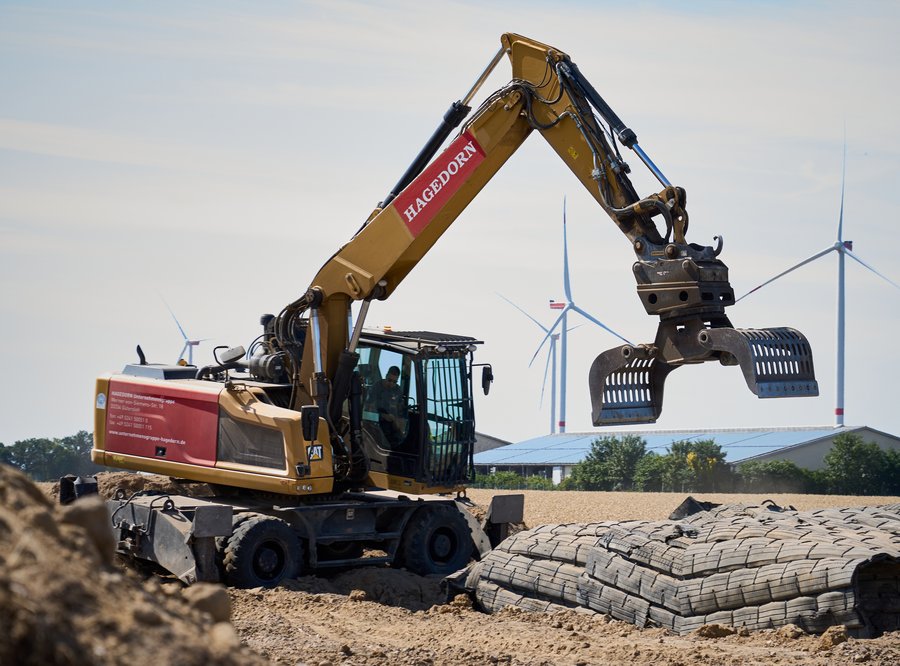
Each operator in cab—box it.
[371,366,405,445]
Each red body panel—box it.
[105,378,220,467]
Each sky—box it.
[1,1,899,446]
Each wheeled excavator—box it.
[86,33,818,588]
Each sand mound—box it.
[43,471,212,503]
[282,567,444,611]
[0,464,264,665]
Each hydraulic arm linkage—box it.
[551,56,819,423]
[269,33,817,484]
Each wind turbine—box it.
[163,302,208,366]
[498,294,563,433]
[529,198,631,433]
[738,145,900,426]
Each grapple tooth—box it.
[698,327,819,398]
[589,345,676,425]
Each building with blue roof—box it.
[473,426,900,485]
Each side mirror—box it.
[481,365,494,396]
[301,405,320,442]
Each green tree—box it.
[883,449,900,495]
[569,436,647,491]
[59,431,103,476]
[633,452,667,491]
[524,475,554,490]
[0,430,102,482]
[472,470,525,489]
[660,452,692,492]
[0,437,76,481]
[556,475,580,491]
[737,459,811,493]
[666,439,730,492]
[822,433,888,495]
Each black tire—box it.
[222,514,302,588]
[398,504,473,576]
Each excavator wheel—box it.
[398,504,473,576]
[222,513,302,588]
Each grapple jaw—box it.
[589,320,818,426]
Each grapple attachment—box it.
[589,346,674,425]
[589,323,817,425]
[699,327,818,398]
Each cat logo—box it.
[306,444,324,462]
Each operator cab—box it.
[354,330,482,488]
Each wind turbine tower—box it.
[739,145,900,426]
[499,295,562,433]
[531,199,631,433]
[164,302,208,366]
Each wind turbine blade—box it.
[570,305,632,345]
[539,344,552,408]
[163,300,189,341]
[497,293,549,332]
[529,309,567,366]
[562,197,573,302]
[845,249,900,291]
[837,139,846,242]
[179,341,189,362]
[736,246,836,302]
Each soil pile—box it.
[231,584,900,665]
[0,464,264,665]
[43,470,212,502]
[282,567,444,611]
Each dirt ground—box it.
[463,488,900,526]
[16,472,900,664]
[232,488,900,665]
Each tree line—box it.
[5,430,898,496]
[0,431,104,481]
[472,432,900,496]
